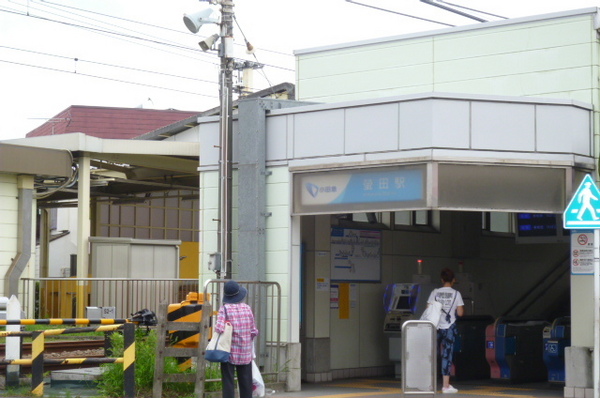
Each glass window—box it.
[352,213,381,223]
[394,210,438,229]
[483,212,513,233]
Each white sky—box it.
[0,0,599,140]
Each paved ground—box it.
[273,378,565,398]
[0,376,566,397]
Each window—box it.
[482,212,513,233]
[394,210,439,229]
[352,212,381,223]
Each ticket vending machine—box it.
[383,283,420,378]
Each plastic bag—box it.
[252,360,265,398]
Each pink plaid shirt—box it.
[215,303,258,365]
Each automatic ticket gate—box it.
[485,318,550,383]
[453,315,494,380]
[543,316,571,383]
[383,283,421,378]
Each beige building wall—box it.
[296,7,599,350]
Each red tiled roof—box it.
[26,105,200,139]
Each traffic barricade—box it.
[167,292,210,370]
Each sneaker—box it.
[442,385,458,394]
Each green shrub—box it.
[97,328,222,398]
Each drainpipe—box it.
[4,176,34,298]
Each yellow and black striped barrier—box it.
[167,292,210,371]
[0,318,129,325]
[0,321,135,398]
[0,324,124,337]
[31,331,43,397]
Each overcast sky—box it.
[1,0,599,140]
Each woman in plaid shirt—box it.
[215,280,259,398]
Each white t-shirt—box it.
[427,287,464,330]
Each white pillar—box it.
[76,156,91,317]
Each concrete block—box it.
[564,386,574,397]
[565,346,592,388]
[286,342,301,392]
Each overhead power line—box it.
[345,0,455,27]
[0,45,219,86]
[0,6,295,73]
[37,0,296,58]
[0,58,219,99]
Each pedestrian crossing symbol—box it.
[563,174,600,229]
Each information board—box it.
[330,227,381,282]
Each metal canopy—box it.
[3,133,200,206]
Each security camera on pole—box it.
[183,1,235,279]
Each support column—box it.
[76,156,91,318]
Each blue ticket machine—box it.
[383,283,419,378]
[543,316,571,383]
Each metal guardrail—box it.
[19,278,200,319]
[203,279,283,383]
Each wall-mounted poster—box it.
[331,227,381,282]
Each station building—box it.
[172,7,597,396]
[0,6,599,398]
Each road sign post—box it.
[563,174,600,398]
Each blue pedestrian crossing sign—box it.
[563,174,600,229]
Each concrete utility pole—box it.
[218,0,234,280]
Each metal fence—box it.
[203,279,283,382]
[19,278,200,319]
[17,277,285,383]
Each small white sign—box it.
[571,230,594,275]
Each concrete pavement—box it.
[273,378,564,398]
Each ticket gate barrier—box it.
[543,316,571,383]
[453,315,494,380]
[486,318,550,383]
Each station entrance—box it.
[297,179,574,386]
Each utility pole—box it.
[218,0,234,279]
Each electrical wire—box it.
[37,0,296,58]
[0,2,294,99]
[437,0,507,19]
[0,58,220,98]
[0,45,219,86]
[0,6,295,73]
[233,15,275,91]
[345,0,455,26]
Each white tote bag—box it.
[205,321,233,362]
[420,297,443,328]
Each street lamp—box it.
[184,1,235,279]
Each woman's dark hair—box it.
[441,268,455,283]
